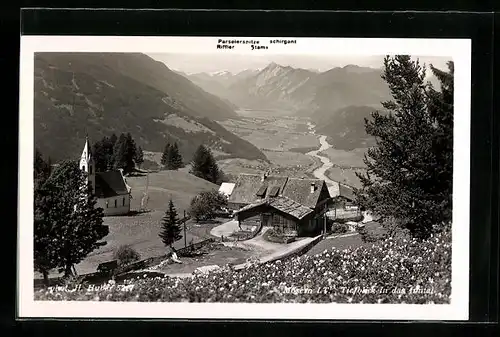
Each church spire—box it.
[81,135,91,162]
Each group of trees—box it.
[92,133,144,174]
[161,142,183,170]
[190,145,224,185]
[34,151,108,285]
[160,142,224,186]
[356,55,454,240]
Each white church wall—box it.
[97,195,131,216]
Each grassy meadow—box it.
[70,170,220,276]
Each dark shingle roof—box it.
[95,170,129,198]
[338,183,356,201]
[229,173,331,209]
[235,196,313,220]
[281,178,328,209]
[228,173,288,204]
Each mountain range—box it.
[185,63,393,117]
[34,53,267,163]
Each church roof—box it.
[95,170,130,198]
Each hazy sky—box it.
[148,53,451,75]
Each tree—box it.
[125,133,137,167]
[112,133,135,174]
[135,145,144,169]
[93,134,119,172]
[167,142,183,170]
[190,145,222,184]
[161,143,171,168]
[92,138,107,172]
[107,133,118,170]
[34,160,108,283]
[34,148,51,188]
[189,190,228,222]
[355,56,453,239]
[159,199,183,248]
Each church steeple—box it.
[79,136,95,195]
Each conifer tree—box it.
[92,138,108,172]
[190,145,221,184]
[34,148,51,188]
[161,143,171,168]
[34,160,108,282]
[159,199,182,248]
[112,133,135,174]
[107,133,118,170]
[125,132,137,166]
[167,142,183,170]
[356,56,454,239]
[135,145,144,169]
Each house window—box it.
[114,199,117,208]
[81,165,85,172]
[106,201,109,208]
[123,197,125,206]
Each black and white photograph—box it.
[18,36,471,320]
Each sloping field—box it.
[72,170,219,275]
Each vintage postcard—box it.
[19,36,471,320]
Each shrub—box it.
[189,190,228,222]
[357,224,389,243]
[264,229,296,244]
[113,245,141,266]
[331,222,349,234]
[36,230,451,304]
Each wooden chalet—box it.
[231,173,332,237]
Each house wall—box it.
[237,205,307,236]
[228,202,247,212]
[237,206,267,231]
[97,194,131,216]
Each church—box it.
[79,137,132,216]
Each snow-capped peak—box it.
[209,70,233,76]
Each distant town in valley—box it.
[33,52,454,305]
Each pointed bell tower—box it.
[79,135,96,195]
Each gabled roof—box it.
[218,182,235,197]
[338,183,356,201]
[235,196,314,220]
[228,173,288,205]
[95,170,130,198]
[228,173,332,209]
[281,178,330,209]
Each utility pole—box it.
[184,210,187,248]
[323,201,327,236]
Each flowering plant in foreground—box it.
[35,230,451,304]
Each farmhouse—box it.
[79,137,132,216]
[337,183,359,210]
[231,173,332,237]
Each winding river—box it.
[304,122,340,195]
